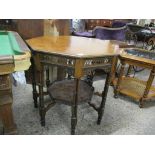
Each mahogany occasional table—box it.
[26,36,124,134]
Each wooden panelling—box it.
[17,19,44,39]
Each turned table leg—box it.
[38,65,46,126]
[97,72,111,125]
[126,65,133,77]
[31,57,38,108]
[71,79,79,135]
[46,66,50,87]
[114,61,125,98]
[139,67,155,108]
[110,56,118,85]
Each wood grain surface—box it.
[27,36,121,58]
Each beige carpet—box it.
[8,69,155,135]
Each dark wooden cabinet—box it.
[15,19,44,39]
[86,19,113,30]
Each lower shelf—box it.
[113,77,155,101]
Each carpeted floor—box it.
[11,69,155,135]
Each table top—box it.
[26,36,122,58]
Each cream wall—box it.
[44,19,71,36]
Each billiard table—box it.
[0,31,31,134]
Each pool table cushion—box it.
[0,31,31,74]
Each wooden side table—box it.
[113,48,155,108]
[26,37,121,134]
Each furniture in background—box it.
[0,19,16,31]
[125,24,155,75]
[126,24,155,48]
[85,19,113,30]
[147,36,155,51]
[93,26,127,41]
[85,19,134,30]
[72,31,95,38]
[0,31,31,134]
[72,20,127,39]
[113,48,155,108]
[111,21,127,28]
[26,36,120,135]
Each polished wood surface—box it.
[27,36,120,58]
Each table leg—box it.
[97,72,111,125]
[114,61,125,98]
[71,78,79,135]
[57,68,66,81]
[0,75,17,134]
[0,102,17,134]
[38,67,45,126]
[110,56,118,85]
[139,67,155,108]
[31,57,38,108]
[126,65,133,77]
[46,66,50,87]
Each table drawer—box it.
[0,75,11,91]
